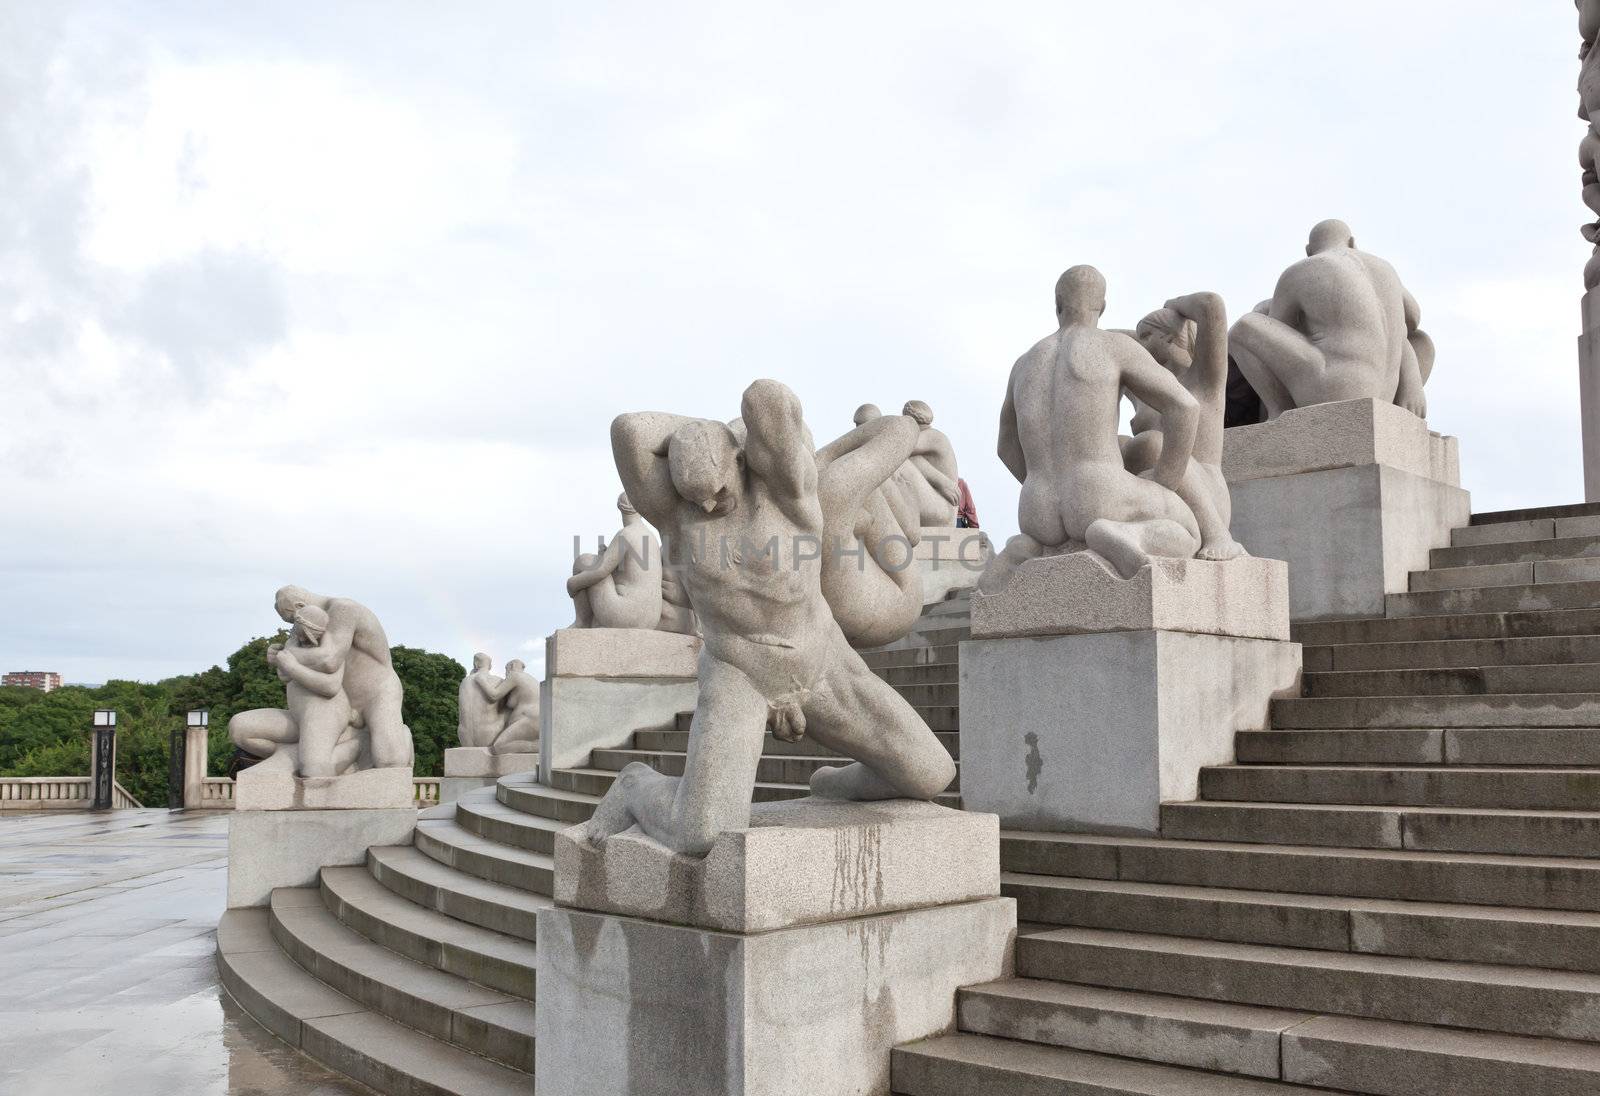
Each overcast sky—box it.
[0,2,1585,683]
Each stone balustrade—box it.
[0,777,92,810]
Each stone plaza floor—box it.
[0,809,374,1095]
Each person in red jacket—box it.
[956,477,979,529]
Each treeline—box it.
[0,634,466,807]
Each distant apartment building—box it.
[3,671,63,692]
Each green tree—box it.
[392,646,466,778]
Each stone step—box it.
[1304,634,1600,673]
[859,643,960,670]
[453,786,568,856]
[1471,502,1600,526]
[1019,926,1600,1041]
[1302,663,1600,697]
[542,764,962,808]
[414,816,555,896]
[1270,693,1600,729]
[957,977,1600,1095]
[1002,872,1600,972]
[875,662,962,687]
[890,682,960,707]
[1200,764,1600,811]
[1386,580,1600,620]
[1002,831,1600,912]
[912,704,959,732]
[1237,727,1600,767]
[366,844,547,942]
[320,865,537,1000]
[269,889,537,1072]
[1434,532,1600,569]
[1161,799,1600,858]
[629,727,962,760]
[216,909,530,1096]
[891,1031,1330,1095]
[590,747,962,791]
[1294,607,1600,647]
[1411,559,1600,593]
[1452,517,1560,548]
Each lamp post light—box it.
[174,709,211,810]
[90,710,117,810]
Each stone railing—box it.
[413,778,441,807]
[0,777,142,810]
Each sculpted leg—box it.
[587,576,659,629]
[978,533,1046,595]
[1173,461,1244,561]
[804,641,957,802]
[229,709,298,761]
[1085,517,1201,579]
[296,700,351,779]
[363,688,414,768]
[491,715,539,754]
[584,654,768,856]
[1230,313,1319,420]
[571,554,598,628]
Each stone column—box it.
[181,724,209,809]
[959,553,1301,834]
[1223,398,1470,620]
[1581,291,1600,501]
[539,627,701,775]
[536,799,1015,1096]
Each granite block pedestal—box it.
[536,798,1016,1096]
[960,553,1301,835]
[1224,398,1471,620]
[540,627,701,773]
[441,746,537,804]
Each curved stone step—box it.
[496,774,600,824]
[1161,799,1600,858]
[268,889,537,1072]
[1199,764,1600,811]
[630,727,961,759]
[956,978,1600,1096]
[1270,693,1600,729]
[588,747,963,792]
[454,786,568,855]
[1002,831,1600,912]
[1002,872,1600,972]
[217,909,529,1096]
[892,1031,1330,1094]
[1234,727,1600,767]
[366,844,546,942]
[414,817,554,896]
[1303,663,1600,698]
[1293,607,1600,648]
[860,643,960,670]
[320,864,536,999]
[1019,926,1600,1042]
[1303,634,1600,674]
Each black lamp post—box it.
[91,709,117,810]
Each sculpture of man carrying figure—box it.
[585,379,957,856]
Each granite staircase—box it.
[213,594,971,1096]
[894,502,1600,1095]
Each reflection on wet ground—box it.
[0,810,373,1095]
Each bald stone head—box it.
[506,659,526,674]
[668,419,742,515]
[1055,265,1107,327]
[472,652,491,672]
[1307,219,1355,256]
[274,584,316,624]
[853,403,881,426]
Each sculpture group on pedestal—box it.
[581,379,957,856]
[568,492,698,636]
[1228,219,1434,421]
[228,585,414,778]
[1580,1,1600,288]
[456,653,539,755]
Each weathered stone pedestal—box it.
[441,746,536,803]
[1580,289,1600,502]
[960,553,1300,835]
[536,798,1015,1096]
[1224,398,1470,620]
[540,627,701,773]
[226,766,415,908]
[914,526,993,605]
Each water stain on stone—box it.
[1024,732,1044,794]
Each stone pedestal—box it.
[961,553,1300,835]
[914,527,992,605]
[536,798,1016,1096]
[441,746,537,803]
[181,724,209,809]
[1223,398,1470,621]
[540,627,701,774]
[227,765,416,907]
[1580,289,1600,502]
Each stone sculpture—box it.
[477,659,540,754]
[815,410,926,648]
[568,493,665,630]
[228,585,413,776]
[657,552,699,635]
[981,265,1202,590]
[1228,220,1433,420]
[1580,1,1600,287]
[902,401,961,526]
[586,379,957,855]
[1123,292,1245,562]
[456,653,505,749]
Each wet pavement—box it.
[0,809,374,1095]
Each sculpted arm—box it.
[1167,291,1229,401]
[910,455,959,502]
[997,371,1026,483]
[567,538,626,595]
[473,674,500,700]
[611,413,697,530]
[1117,338,1199,490]
[288,614,354,674]
[817,414,919,515]
[740,379,817,502]
[277,654,345,700]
